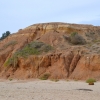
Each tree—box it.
[5,31,10,36]
[0,31,11,41]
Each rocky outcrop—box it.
[1,51,80,79]
[0,22,100,80]
[70,54,100,80]
[1,51,100,80]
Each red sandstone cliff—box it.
[0,22,100,80]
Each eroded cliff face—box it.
[0,22,100,80]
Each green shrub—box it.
[40,73,50,80]
[9,78,13,81]
[4,41,53,67]
[4,56,18,67]
[70,32,86,45]
[15,41,53,57]
[71,32,78,37]
[86,78,96,83]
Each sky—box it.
[0,0,100,36]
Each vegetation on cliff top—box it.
[0,31,10,41]
[4,41,53,67]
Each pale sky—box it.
[0,0,100,36]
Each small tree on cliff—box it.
[0,31,10,41]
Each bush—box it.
[70,32,86,45]
[71,32,78,37]
[40,73,50,80]
[86,78,96,83]
[9,78,13,81]
[4,56,18,67]
[4,41,53,67]
[15,41,53,57]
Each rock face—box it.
[0,22,100,80]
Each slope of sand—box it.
[0,79,100,100]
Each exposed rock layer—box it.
[0,22,100,80]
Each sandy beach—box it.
[0,79,100,100]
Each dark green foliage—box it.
[4,41,53,67]
[0,31,10,41]
[70,32,86,45]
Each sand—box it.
[0,79,100,100]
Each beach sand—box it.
[0,79,100,100]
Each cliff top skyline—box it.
[0,0,100,36]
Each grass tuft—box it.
[40,73,50,80]
[51,79,59,82]
[86,78,96,83]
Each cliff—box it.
[0,22,100,80]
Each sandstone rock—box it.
[0,22,100,80]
